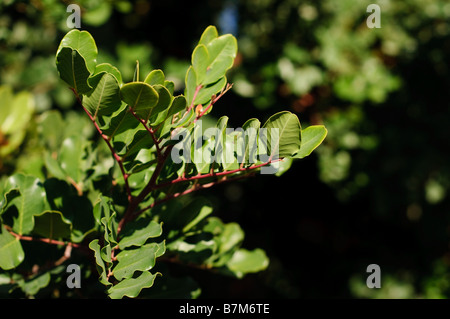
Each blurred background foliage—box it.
[1,0,450,298]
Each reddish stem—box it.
[194,83,233,123]
[71,88,133,202]
[117,145,174,234]
[136,171,256,216]
[128,107,162,156]
[7,226,86,250]
[155,158,282,190]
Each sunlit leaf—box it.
[262,111,302,159]
[294,125,328,159]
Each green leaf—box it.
[18,272,51,296]
[56,48,92,94]
[120,82,159,118]
[198,25,218,46]
[93,63,123,84]
[33,211,72,240]
[89,239,111,286]
[44,153,67,180]
[59,136,85,184]
[0,224,24,270]
[164,80,175,95]
[5,174,47,235]
[113,244,160,280]
[208,222,244,268]
[167,95,187,118]
[0,185,19,217]
[57,29,98,73]
[262,111,302,159]
[148,85,172,125]
[274,157,293,177]
[225,248,269,279]
[43,179,95,243]
[192,127,213,175]
[242,118,260,165]
[204,34,237,84]
[212,116,229,167]
[99,198,117,246]
[184,66,197,106]
[0,85,13,127]
[101,103,139,139]
[144,69,165,86]
[192,44,209,85]
[173,109,194,128]
[0,88,34,136]
[120,130,155,161]
[36,111,65,151]
[118,219,163,249]
[294,125,328,159]
[221,132,240,171]
[108,271,159,299]
[182,198,214,234]
[194,76,227,105]
[84,72,121,118]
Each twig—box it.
[128,107,162,156]
[154,158,282,190]
[6,226,87,251]
[135,171,257,216]
[194,83,233,123]
[71,88,133,202]
[117,145,174,234]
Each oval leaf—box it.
[294,125,328,159]
[108,271,158,299]
[204,34,237,84]
[262,111,302,159]
[113,244,160,280]
[144,69,165,86]
[120,82,159,118]
[0,225,24,270]
[33,211,72,240]
[56,48,92,94]
[198,25,219,46]
[84,72,121,118]
[192,44,209,85]
[57,29,98,73]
